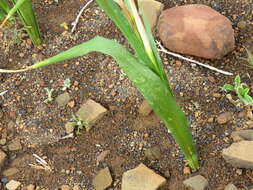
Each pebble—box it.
[237,21,247,30]
[122,163,166,190]
[61,185,71,190]
[8,139,22,151]
[55,92,71,107]
[0,138,7,145]
[64,122,76,134]
[1,178,8,183]
[183,175,208,190]
[222,141,253,169]
[224,183,238,190]
[183,167,191,175]
[231,130,253,142]
[138,100,153,116]
[6,180,21,190]
[0,149,7,168]
[92,167,113,190]
[76,99,108,131]
[216,112,233,124]
[73,185,80,190]
[25,184,36,190]
[2,168,19,177]
[144,146,162,161]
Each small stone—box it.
[2,168,19,177]
[68,101,75,108]
[144,147,162,161]
[164,170,170,178]
[183,175,208,190]
[92,167,113,190]
[73,185,80,190]
[231,130,253,142]
[237,21,247,30]
[6,180,21,190]
[183,167,191,175]
[224,183,238,190]
[175,60,182,67]
[96,150,110,165]
[122,163,166,190]
[0,138,7,145]
[236,169,242,175]
[0,149,7,168]
[1,178,8,183]
[61,185,71,190]
[8,139,22,151]
[76,99,107,131]
[138,100,153,116]
[64,122,76,134]
[207,117,214,123]
[222,141,253,169]
[216,112,233,124]
[158,4,234,59]
[213,93,221,98]
[26,184,36,190]
[138,0,164,31]
[56,92,70,107]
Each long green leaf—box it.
[12,0,41,45]
[29,37,199,169]
[0,0,11,13]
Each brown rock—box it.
[222,141,253,169]
[92,167,113,190]
[158,4,234,59]
[121,163,166,190]
[231,130,253,142]
[183,175,208,190]
[216,112,233,124]
[0,149,7,169]
[61,185,71,190]
[76,99,107,131]
[2,168,19,177]
[25,184,35,190]
[138,0,164,31]
[138,100,153,116]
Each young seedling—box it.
[0,0,199,169]
[44,88,54,103]
[71,114,88,135]
[62,78,71,91]
[242,48,253,68]
[222,75,253,106]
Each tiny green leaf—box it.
[221,84,234,92]
[242,94,253,105]
[234,75,241,88]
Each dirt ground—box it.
[0,0,253,189]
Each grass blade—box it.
[0,0,11,14]
[0,0,41,45]
[12,0,41,45]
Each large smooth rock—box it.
[183,175,208,190]
[158,4,235,59]
[222,141,253,169]
[231,130,253,142]
[121,163,166,190]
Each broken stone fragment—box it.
[121,163,166,190]
[222,141,253,169]
[76,99,107,131]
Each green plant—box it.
[0,0,41,46]
[71,115,88,135]
[222,75,253,106]
[62,78,71,91]
[44,88,54,103]
[242,48,253,67]
[0,0,11,14]
[0,0,199,169]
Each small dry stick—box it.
[71,0,94,33]
[156,41,233,76]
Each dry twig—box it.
[156,40,233,76]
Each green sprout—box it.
[44,88,54,103]
[0,0,199,169]
[0,0,41,46]
[222,75,253,106]
[62,78,71,91]
[242,48,253,67]
[71,115,88,135]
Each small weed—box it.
[242,48,253,67]
[62,78,71,91]
[43,88,54,103]
[222,75,253,106]
[71,115,88,135]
